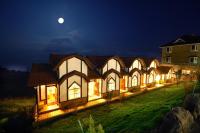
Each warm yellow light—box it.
[155,75,161,82]
[89,81,95,96]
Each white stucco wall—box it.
[103,58,121,74]
[60,80,67,102]
[68,75,81,87]
[68,57,81,73]
[116,75,119,90]
[149,60,157,68]
[102,79,107,93]
[103,64,107,74]
[129,60,142,71]
[128,77,131,87]
[108,59,116,70]
[82,61,88,76]
[117,62,120,72]
[82,78,87,97]
[59,61,66,78]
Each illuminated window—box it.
[149,74,154,83]
[191,45,198,52]
[189,57,198,64]
[40,85,46,100]
[68,83,81,100]
[108,78,115,91]
[166,47,172,53]
[166,56,171,63]
[132,76,138,86]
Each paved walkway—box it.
[36,83,173,122]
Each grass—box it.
[0,97,35,120]
[33,83,189,133]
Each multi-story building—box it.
[160,34,200,73]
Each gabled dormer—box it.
[50,54,92,79]
[102,57,123,74]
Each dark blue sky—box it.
[1,0,200,70]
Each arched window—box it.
[132,76,138,86]
[68,82,81,100]
[108,78,115,91]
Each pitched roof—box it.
[120,56,137,67]
[28,64,57,87]
[49,53,94,69]
[88,69,101,79]
[160,34,200,47]
[86,55,112,68]
[157,66,172,74]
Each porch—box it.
[35,82,174,122]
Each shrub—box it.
[78,115,105,133]
[146,82,156,88]
[128,86,140,92]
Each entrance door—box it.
[47,86,57,105]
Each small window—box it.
[166,57,171,63]
[189,57,198,64]
[132,76,138,87]
[191,45,198,51]
[68,83,81,100]
[166,47,172,53]
[108,78,115,91]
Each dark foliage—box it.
[2,106,34,133]
[0,67,34,98]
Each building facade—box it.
[161,35,200,65]
[160,34,200,74]
[28,54,175,114]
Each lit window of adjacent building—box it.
[189,57,198,64]
[166,57,171,63]
[166,47,172,53]
[191,45,198,52]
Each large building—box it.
[160,34,200,73]
[28,54,175,114]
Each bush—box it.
[165,79,172,83]
[146,82,156,88]
[78,115,105,133]
[128,87,140,92]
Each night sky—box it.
[1,0,200,71]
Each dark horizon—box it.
[1,0,200,71]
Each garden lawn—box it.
[34,83,187,133]
[0,98,35,119]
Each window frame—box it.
[189,57,198,64]
[131,76,138,87]
[107,77,116,91]
[166,56,171,63]
[68,82,81,100]
[191,45,198,52]
[166,47,172,53]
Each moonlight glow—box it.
[58,17,64,24]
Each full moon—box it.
[58,17,64,24]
